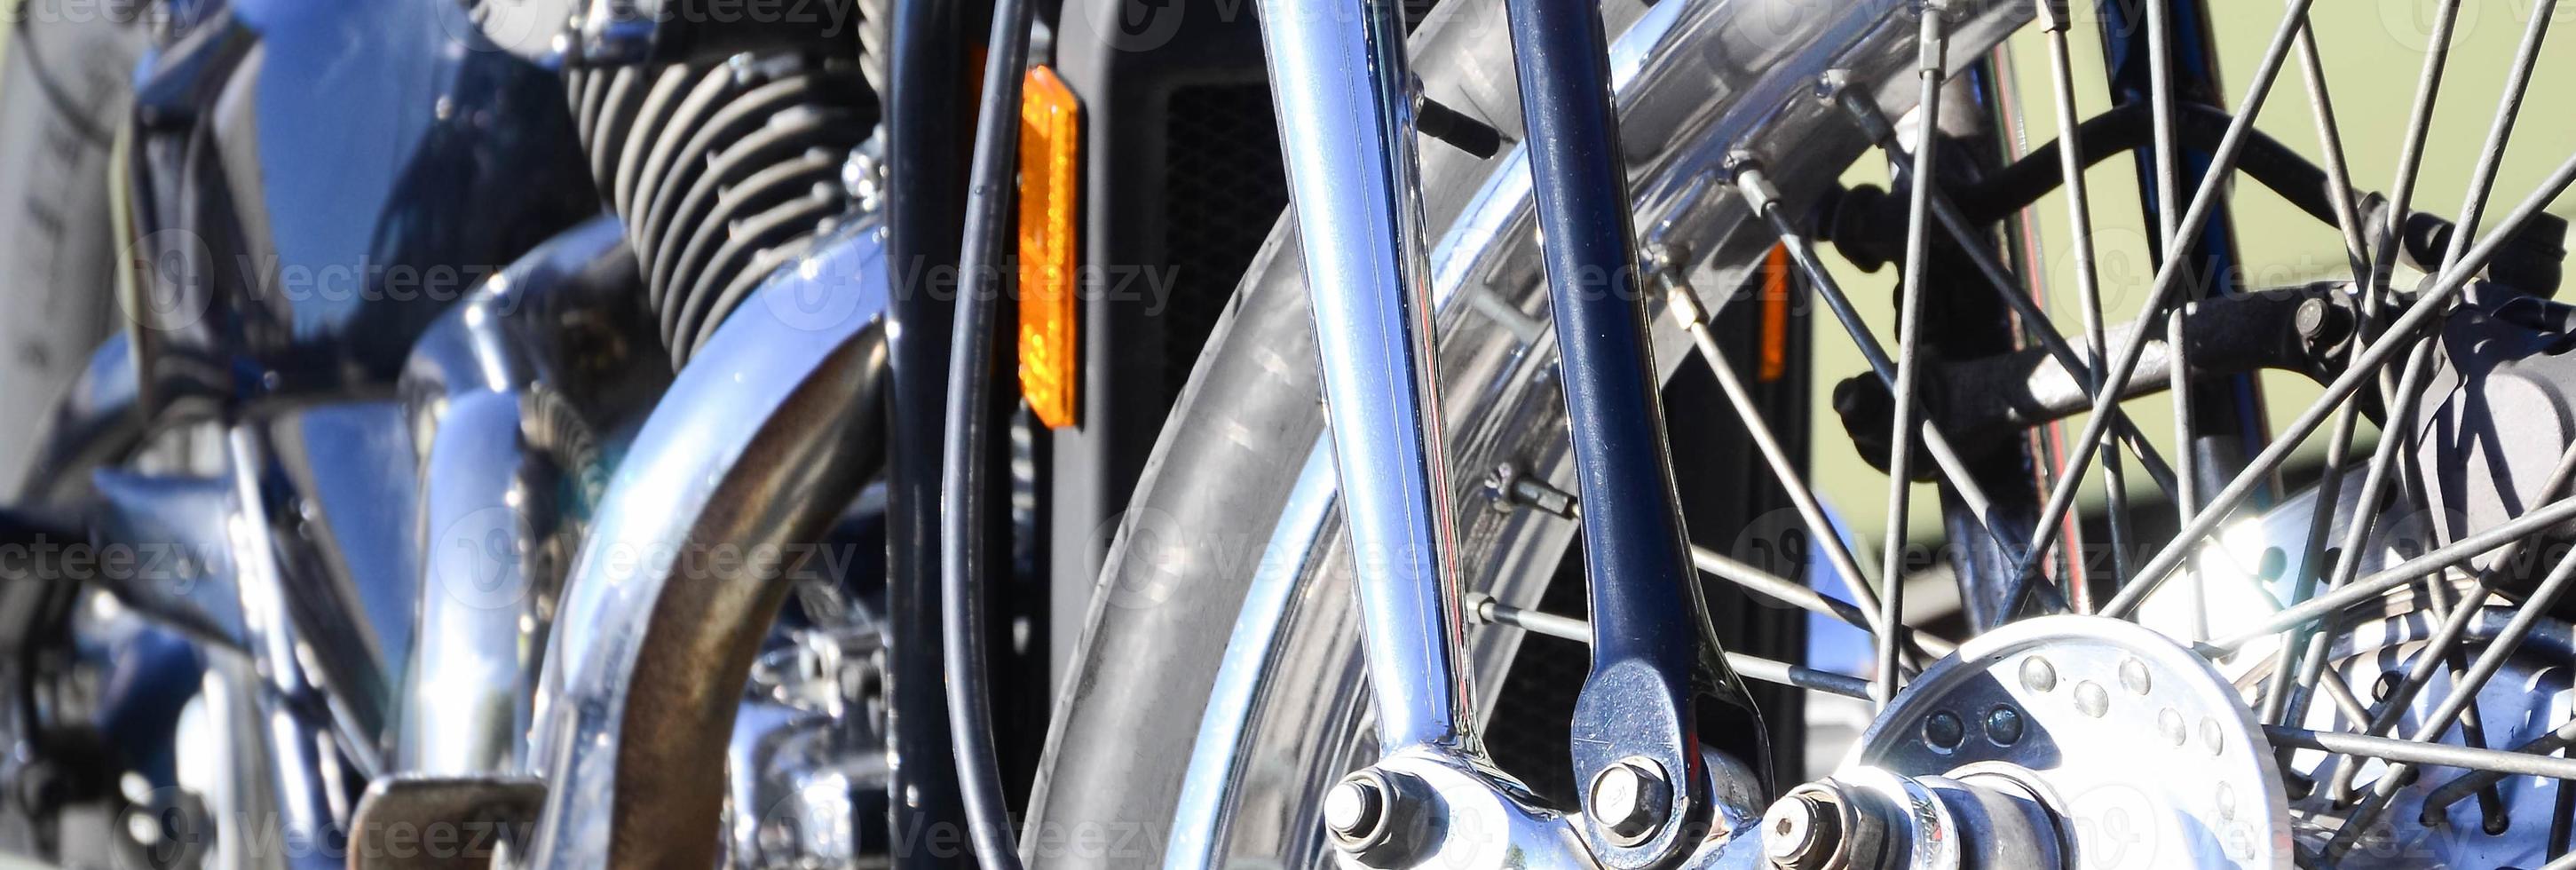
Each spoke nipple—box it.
[1734,165,1784,217]
[1811,69,1853,103]
[1589,756,1672,847]
[1486,463,1580,520]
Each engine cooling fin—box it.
[568,56,874,368]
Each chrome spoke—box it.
[2307,0,2550,818]
[2327,541,2576,860]
[2003,0,2320,615]
[2422,718,2576,822]
[2103,0,2568,621]
[2215,493,2576,647]
[2322,443,2576,798]
[2367,0,2461,406]
[2261,6,2379,732]
[2438,0,2555,269]
[2266,726,2576,782]
[1487,471,1958,661]
[2039,0,2130,598]
[1652,253,1893,638]
[1736,164,2055,592]
[1469,597,1875,699]
[2100,146,2576,619]
[1877,0,1950,705]
[1837,91,2183,502]
[2139,0,2212,640]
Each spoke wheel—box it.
[1028,1,2576,866]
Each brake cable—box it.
[939,0,1036,862]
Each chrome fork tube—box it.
[1252,0,1477,755]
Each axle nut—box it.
[1323,768,1434,865]
[1762,794,1843,869]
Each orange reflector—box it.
[1018,65,1082,429]
[1758,242,1790,382]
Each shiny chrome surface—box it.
[78,402,422,866]
[524,218,889,869]
[1358,750,1600,868]
[1161,0,2034,863]
[1846,616,2295,869]
[223,423,375,869]
[727,616,892,870]
[1162,443,1339,868]
[1256,0,1477,755]
[396,217,648,777]
[87,471,249,651]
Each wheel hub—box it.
[1769,616,2295,869]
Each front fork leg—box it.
[1252,0,1762,865]
[1501,0,1765,864]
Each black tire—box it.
[0,0,147,493]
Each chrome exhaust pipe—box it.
[521,219,890,869]
[394,216,654,776]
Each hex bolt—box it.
[1323,768,1435,866]
[1761,792,1845,870]
[1588,756,1672,847]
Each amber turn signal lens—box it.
[1018,65,1081,429]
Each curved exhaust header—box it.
[522,218,892,869]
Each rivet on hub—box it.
[2118,657,2153,695]
[2157,708,2187,747]
[2074,680,2110,717]
[2019,656,2058,692]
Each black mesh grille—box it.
[1484,555,1590,807]
[1158,84,1289,402]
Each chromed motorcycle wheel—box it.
[1029,0,2576,867]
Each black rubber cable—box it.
[939,0,1035,862]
